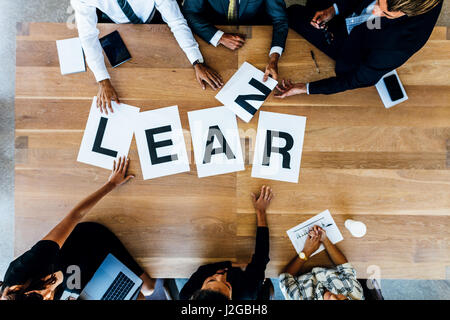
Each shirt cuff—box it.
[210,30,224,47]
[306,82,310,95]
[187,49,204,65]
[333,3,339,15]
[94,70,111,83]
[269,46,283,57]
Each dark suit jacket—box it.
[182,0,288,50]
[309,0,443,94]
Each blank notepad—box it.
[56,37,86,75]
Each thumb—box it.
[263,69,269,82]
[124,175,134,183]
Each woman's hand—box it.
[108,156,134,187]
[312,225,328,242]
[311,6,336,29]
[263,53,280,82]
[275,79,307,98]
[251,185,274,214]
[194,63,224,90]
[303,229,321,257]
[97,79,120,115]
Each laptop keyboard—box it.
[101,272,135,300]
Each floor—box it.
[1,0,449,300]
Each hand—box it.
[194,63,224,90]
[97,79,120,115]
[311,6,336,29]
[219,33,246,50]
[108,156,134,187]
[275,80,307,98]
[263,53,279,82]
[303,229,321,257]
[251,185,274,213]
[312,225,328,242]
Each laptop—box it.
[78,254,143,300]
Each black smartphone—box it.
[383,74,404,101]
[99,30,131,68]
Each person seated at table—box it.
[179,185,274,300]
[182,0,288,82]
[279,225,364,300]
[275,0,443,97]
[0,157,155,300]
[71,0,223,114]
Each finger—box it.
[211,72,223,86]
[260,185,267,200]
[203,77,216,90]
[113,159,116,171]
[263,68,270,82]
[123,157,130,173]
[124,175,134,183]
[207,72,220,89]
[196,76,205,90]
[114,92,120,104]
[106,96,113,114]
[119,156,126,172]
[116,156,122,172]
[233,36,246,44]
[102,96,108,115]
[96,95,101,109]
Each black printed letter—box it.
[234,78,272,115]
[262,130,294,169]
[146,125,178,165]
[92,117,118,157]
[203,125,236,164]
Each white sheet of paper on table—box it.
[375,69,408,109]
[77,97,139,170]
[134,106,190,180]
[251,111,306,183]
[215,62,277,123]
[286,210,344,256]
[56,37,86,75]
[188,106,244,178]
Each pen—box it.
[310,50,320,73]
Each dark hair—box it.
[386,0,441,16]
[190,289,230,301]
[0,274,58,301]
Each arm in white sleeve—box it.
[306,82,310,95]
[333,3,339,15]
[210,30,224,47]
[71,0,110,82]
[156,0,203,64]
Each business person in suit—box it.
[275,0,443,97]
[182,0,289,82]
[71,0,223,114]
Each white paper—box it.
[375,69,408,109]
[188,106,244,178]
[251,111,306,183]
[77,97,139,170]
[215,62,277,123]
[286,210,344,256]
[135,106,190,180]
[56,37,86,75]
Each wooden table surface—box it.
[15,22,450,279]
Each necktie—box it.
[117,0,144,24]
[227,0,239,24]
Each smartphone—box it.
[383,74,404,101]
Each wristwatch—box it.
[299,251,308,261]
[193,58,204,66]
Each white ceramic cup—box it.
[344,219,367,238]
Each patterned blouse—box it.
[279,263,365,300]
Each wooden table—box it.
[15,23,450,279]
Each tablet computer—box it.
[99,30,131,68]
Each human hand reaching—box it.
[108,156,134,187]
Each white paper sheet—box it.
[77,97,139,170]
[56,37,86,75]
[286,210,344,256]
[215,62,277,123]
[375,69,408,109]
[251,111,306,183]
[188,106,244,178]
[134,106,190,180]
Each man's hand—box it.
[312,225,328,242]
[275,79,307,98]
[303,229,321,257]
[263,53,280,82]
[108,156,134,187]
[311,6,336,29]
[97,79,120,115]
[194,63,224,90]
[219,33,246,50]
[251,185,274,227]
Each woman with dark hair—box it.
[0,157,155,300]
[179,186,274,301]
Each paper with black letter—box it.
[135,106,190,180]
[77,97,139,170]
[188,106,244,178]
[251,111,306,183]
[215,62,277,123]
[286,210,344,256]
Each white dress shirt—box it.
[71,0,204,82]
[208,0,283,57]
